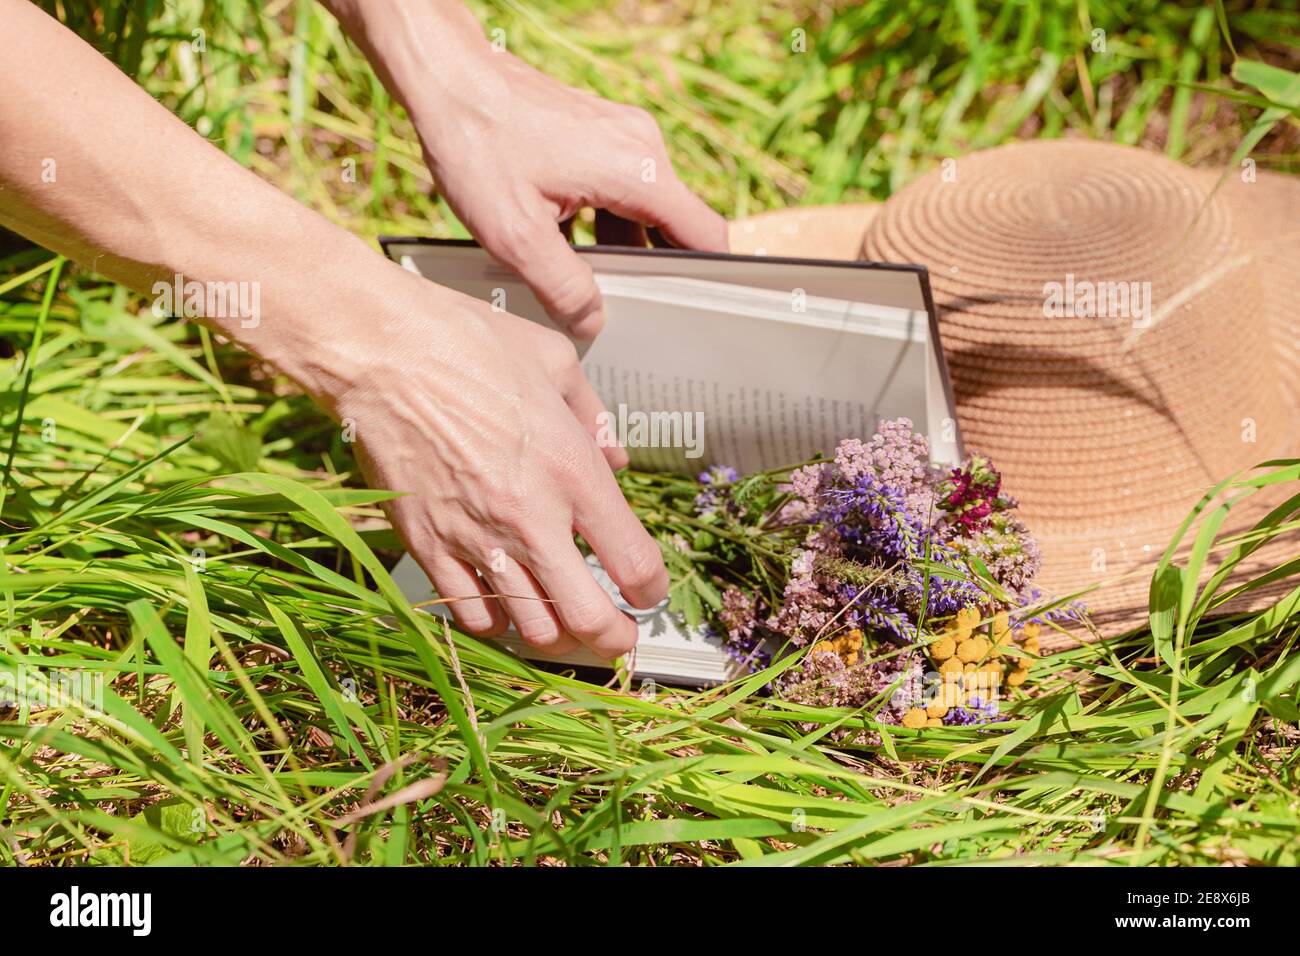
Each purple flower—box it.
[694,465,740,517]
[719,587,757,644]
[953,513,1042,602]
[835,580,914,644]
[701,465,740,485]
[819,474,923,562]
[942,694,1004,726]
[1013,592,1088,626]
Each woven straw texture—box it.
[729,140,1300,644]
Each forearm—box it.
[320,0,494,146]
[0,0,425,415]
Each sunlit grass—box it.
[2,244,1298,866]
[1,1,1297,865]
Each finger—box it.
[594,209,648,247]
[573,473,669,610]
[527,543,639,660]
[366,464,512,638]
[488,217,605,338]
[595,170,728,254]
[425,553,509,637]
[480,557,581,656]
[559,363,629,471]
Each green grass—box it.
[1,1,1298,865]
[39,0,1299,234]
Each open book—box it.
[381,238,960,684]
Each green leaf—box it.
[1149,564,1184,671]
[194,410,261,471]
[1232,58,1300,113]
[91,799,204,865]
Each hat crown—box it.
[864,139,1286,541]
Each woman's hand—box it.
[331,276,667,658]
[325,0,728,339]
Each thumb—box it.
[485,217,605,339]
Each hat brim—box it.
[1030,476,1300,650]
[727,203,878,260]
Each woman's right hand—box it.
[327,276,667,659]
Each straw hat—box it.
[729,140,1300,646]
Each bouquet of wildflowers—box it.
[621,418,1077,731]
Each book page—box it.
[389,244,956,472]
[584,274,928,472]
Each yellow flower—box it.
[812,629,865,666]
[839,628,864,656]
[933,681,962,708]
[929,635,957,661]
[957,637,991,663]
[902,708,928,729]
